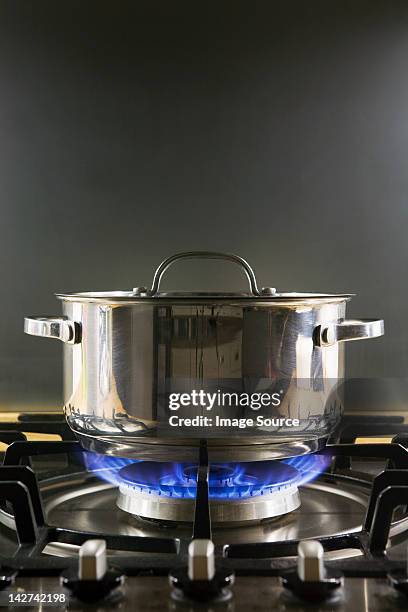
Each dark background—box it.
[0,1,406,409]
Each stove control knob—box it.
[0,569,17,591]
[61,539,124,603]
[169,539,234,603]
[79,539,107,581]
[188,539,215,581]
[281,540,342,602]
[388,542,408,594]
[298,540,325,582]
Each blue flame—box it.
[83,453,136,485]
[283,454,331,486]
[119,461,303,500]
[84,452,331,498]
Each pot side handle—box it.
[315,318,384,347]
[24,316,81,344]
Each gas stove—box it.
[2,413,408,610]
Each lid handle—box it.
[143,251,263,297]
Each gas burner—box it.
[116,461,301,523]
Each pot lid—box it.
[56,251,353,304]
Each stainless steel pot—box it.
[24,251,384,462]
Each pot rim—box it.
[56,291,354,306]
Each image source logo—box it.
[156,378,344,439]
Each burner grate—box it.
[0,436,180,570]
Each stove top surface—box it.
[39,468,367,550]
